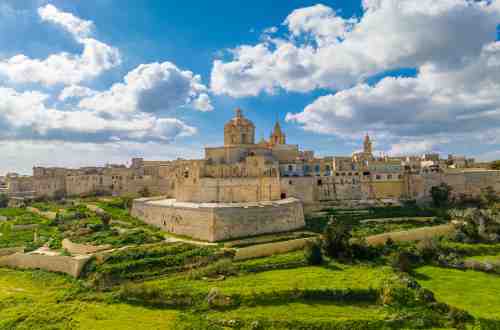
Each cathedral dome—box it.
[224,108,256,145]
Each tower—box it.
[363,134,373,155]
[270,121,286,146]
[224,108,255,146]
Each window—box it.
[387,174,393,179]
[335,173,340,177]
[317,179,323,186]
[315,165,320,172]
[288,165,293,172]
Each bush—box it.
[188,259,238,279]
[322,218,352,259]
[391,251,413,273]
[0,193,8,208]
[448,307,473,329]
[138,187,151,198]
[431,183,452,207]
[96,210,111,228]
[416,238,441,262]
[304,240,323,265]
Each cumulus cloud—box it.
[286,40,500,144]
[0,4,120,86]
[38,4,94,39]
[0,87,196,143]
[58,85,96,101]
[211,0,500,97]
[79,61,213,115]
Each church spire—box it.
[363,133,372,155]
[270,120,286,146]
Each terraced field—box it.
[415,266,500,322]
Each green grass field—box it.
[414,266,500,321]
[0,268,179,330]
[146,262,395,296]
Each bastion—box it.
[131,197,305,242]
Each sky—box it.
[1,0,500,175]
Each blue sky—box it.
[1,0,500,174]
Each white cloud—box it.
[211,0,500,97]
[58,85,96,101]
[0,4,120,86]
[286,40,500,144]
[79,61,213,115]
[0,87,196,143]
[38,4,93,39]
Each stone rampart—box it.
[132,197,305,242]
[0,253,91,277]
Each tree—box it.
[430,183,452,207]
[138,186,151,198]
[479,186,499,208]
[304,240,323,265]
[490,160,500,170]
[0,193,8,208]
[53,190,66,201]
[322,218,352,259]
[96,209,111,229]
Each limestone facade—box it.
[131,198,305,242]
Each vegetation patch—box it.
[84,242,222,288]
[415,266,500,322]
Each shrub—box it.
[351,239,381,260]
[431,183,452,207]
[0,193,8,208]
[416,238,441,262]
[188,259,238,279]
[322,218,352,259]
[391,251,413,273]
[448,307,473,329]
[138,187,151,198]
[48,234,62,250]
[96,210,111,228]
[304,240,323,265]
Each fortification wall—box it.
[335,182,363,200]
[0,253,91,277]
[211,199,305,241]
[132,198,215,241]
[414,170,500,201]
[132,198,305,242]
[176,177,281,203]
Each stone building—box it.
[5,107,499,211]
